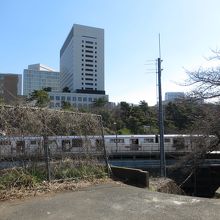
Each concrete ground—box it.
[1,183,220,220]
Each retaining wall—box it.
[111,165,149,188]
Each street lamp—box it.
[113,122,118,152]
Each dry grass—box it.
[150,178,185,195]
[0,177,114,201]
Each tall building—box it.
[165,92,185,102]
[60,24,105,95]
[0,73,22,103]
[23,64,60,96]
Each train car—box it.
[103,134,197,154]
[0,136,43,159]
[0,134,212,159]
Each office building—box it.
[23,64,60,96]
[60,24,106,96]
[0,73,22,103]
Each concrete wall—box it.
[111,166,149,188]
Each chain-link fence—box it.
[0,105,109,182]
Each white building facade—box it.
[23,64,60,96]
[60,24,106,96]
[165,92,185,102]
[49,91,108,109]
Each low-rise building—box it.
[48,91,108,109]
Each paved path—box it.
[1,183,220,220]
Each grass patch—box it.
[53,161,107,180]
[0,160,107,191]
[0,168,38,190]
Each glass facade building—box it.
[23,64,60,96]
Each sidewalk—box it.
[0,183,220,220]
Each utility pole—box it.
[157,34,166,177]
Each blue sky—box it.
[1,0,220,105]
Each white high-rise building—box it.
[23,64,60,96]
[60,24,105,95]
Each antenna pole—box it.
[157,34,166,177]
[159,33,161,58]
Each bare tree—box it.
[185,50,220,100]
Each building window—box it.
[61,96,65,101]
[86,64,93,67]
[67,96,71,101]
[85,59,93,62]
[83,97,87,102]
[86,55,93,58]
[85,50,93,53]
[88,97,92,102]
[56,96,60,101]
[78,97,82,101]
[86,41,93,44]
[85,83,93,86]
[50,96,54,100]
[86,45,93,49]
[72,97,76,101]
[50,103,54,107]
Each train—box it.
[0,134,213,159]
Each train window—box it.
[144,138,154,143]
[16,141,25,153]
[131,139,139,145]
[96,139,104,150]
[164,138,171,143]
[110,138,124,143]
[155,135,159,143]
[30,140,37,145]
[62,140,71,151]
[0,140,11,145]
[173,138,185,149]
[72,138,83,148]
